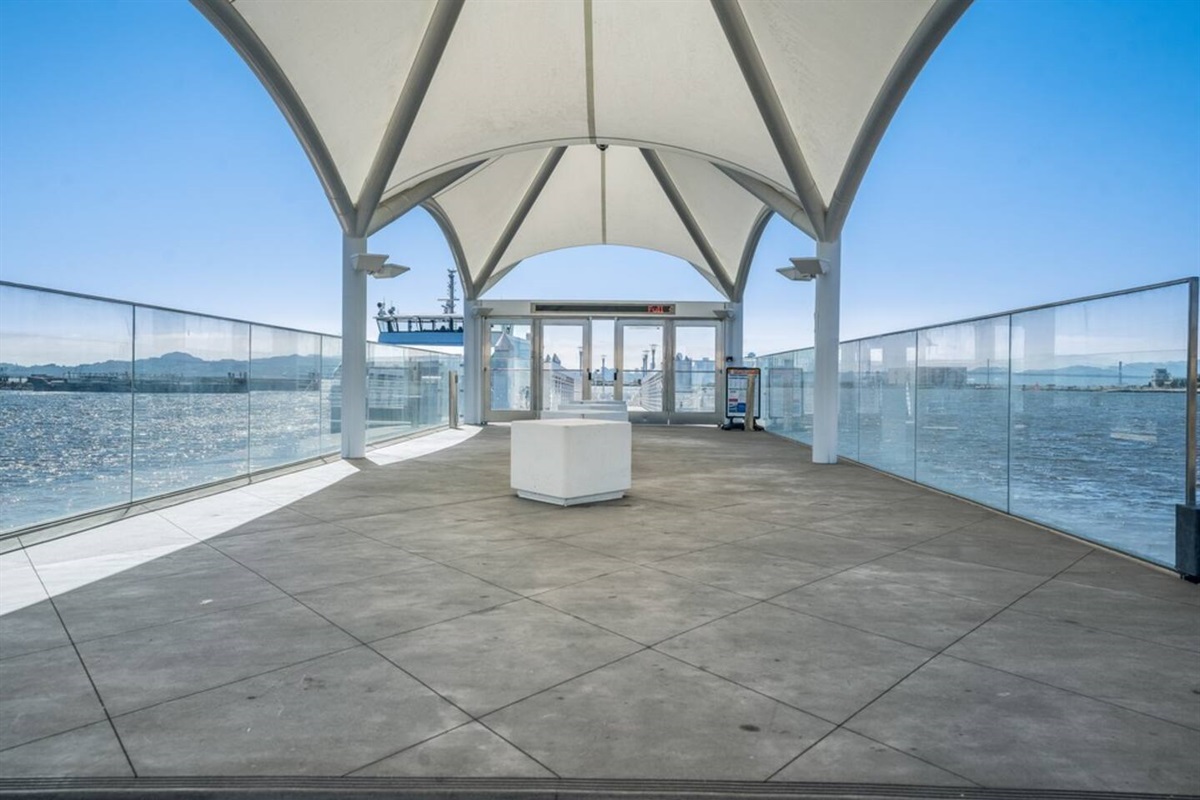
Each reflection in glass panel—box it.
[488,323,532,412]
[320,336,341,454]
[1009,284,1190,567]
[620,324,664,413]
[408,348,451,432]
[0,286,134,532]
[541,324,584,410]
[838,341,860,460]
[250,326,322,471]
[857,333,916,479]
[132,308,249,500]
[674,325,718,413]
[916,319,1010,508]
[760,348,814,445]
[366,342,408,444]
[590,319,615,401]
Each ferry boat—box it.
[375,269,464,346]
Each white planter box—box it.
[511,419,632,506]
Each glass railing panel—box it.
[365,342,412,444]
[131,307,250,500]
[759,348,815,445]
[915,318,1011,508]
[857,332,917,479]
[838,341,861,460]
[408,349,449,431]
[320,335,342,455]
[1009,283,1191,567]
[0,286,134,532]
[249,326,322,471]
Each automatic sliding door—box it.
[673,322,722,422]
[539,321,588,410]
[590,319,615,401]
[486,321,533,420]
[616,321,666,422]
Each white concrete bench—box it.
[541,409,629,421]
[541,400,629,421]
[511,419,631,506]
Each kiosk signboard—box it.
[725,367,761,421]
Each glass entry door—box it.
[588,319,615,401]
[539,320,588,411]
[673,322,721,421]
[615,321,666,422]
[486,320,534,420]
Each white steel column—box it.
[812,239,841,464]
[463,299,483,424]
[724,302,744,365]
[341,234,368,458]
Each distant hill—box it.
[0,351,326,378]
[966,362,1189,379]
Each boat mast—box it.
[439,269,458,315]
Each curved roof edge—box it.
[826,0,972,240]
[191,0,357,234]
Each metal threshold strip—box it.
[0,778,1190,800]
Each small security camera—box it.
[596,143,609,152]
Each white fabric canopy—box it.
[195,0,969,299]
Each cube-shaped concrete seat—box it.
[511,419,631,506]
[540,408,629,421]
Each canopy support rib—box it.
[353,0,465,237]
[641,149,735,300]
[826,0,972,240]
[715,165,816,241]
[366,161,485,237]
[472,147,567,296]
[733,207,773,302]
[711,0,827,242]
[421,198,474,301]
[191,0,356,234]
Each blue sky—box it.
[0,0,1197,356]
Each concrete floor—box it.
[1,425,1198,793]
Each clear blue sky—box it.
[1,0,1197,356]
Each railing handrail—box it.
[752,276,1198,360]
[0,280,459,359]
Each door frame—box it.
[534,318,591,411]
[615,319,671,423]
[483,318,537,422]
[670,319,725,425]
[481,311,727,425]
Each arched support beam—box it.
[366,160,485,237]
[732,206,773,303]
[826,0,972,240]
[642,149,735,300]
[472,147,566,295]
[421,198,474,301]
[711,0,827,242]
[191,0,355,233]
[715,164,816,241]
[480,259,524,296]
[354,0,465,237]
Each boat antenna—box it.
[439,269,458,315]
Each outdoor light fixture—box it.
[776,256,828,282]
[352,253,410,279]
